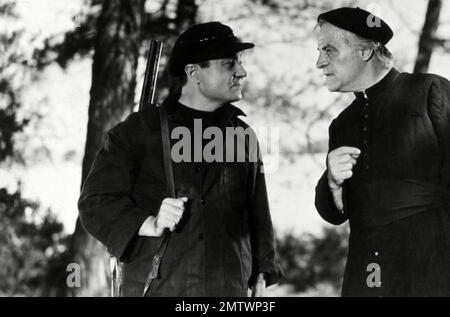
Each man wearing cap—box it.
[78,22,281,297]
[314,7,450,296]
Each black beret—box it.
[318,7,393,45]
[168,22,255,76]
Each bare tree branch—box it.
[414,0,443,73]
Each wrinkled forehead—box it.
[316,22,346,47]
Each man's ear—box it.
[184,64,200,84]
[360,48,374,62]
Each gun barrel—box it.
[139,40,163,111]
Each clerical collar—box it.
[354,68,400,100]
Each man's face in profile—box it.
[197,53,248,104]
[316,23,364,92]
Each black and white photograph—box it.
[1,0,450,300]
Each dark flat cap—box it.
[318,7,393,45]
[168,22,254,76]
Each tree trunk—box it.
[71,0,145,297]
[175,0,197,30]
[158,0,198,99]
[413,0,442,74]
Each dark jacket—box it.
[78,96,281,297]
[315,69,450,296]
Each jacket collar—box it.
[141,94,246,130]
[354,67,400,100]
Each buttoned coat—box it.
[79,96,281,297]
[315,69,450,296]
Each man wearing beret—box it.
[78,22,281,297]
[314,7,450,296]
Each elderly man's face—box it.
[316,23,364,92]
[197,53,247,104]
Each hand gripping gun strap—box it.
[142,104,175,297]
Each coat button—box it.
[201,199,205,205]
[364,114,369,119]
[363,127,368,132]
[363,140,368,145]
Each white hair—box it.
[318,20,394,69]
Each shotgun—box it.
[110,39,163,297]
[139,40,164,111]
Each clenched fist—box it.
[327,147,360,210]
[139,197,188,237]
